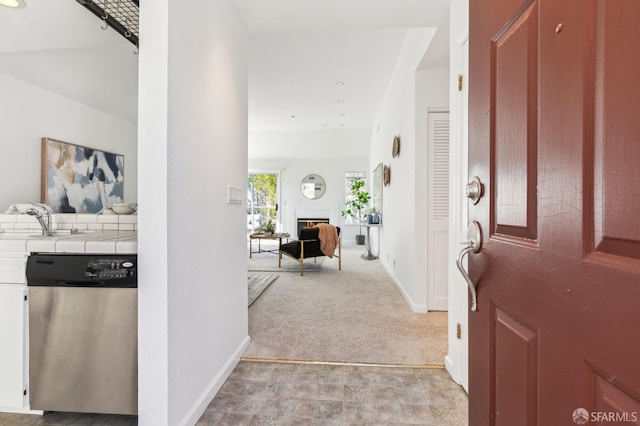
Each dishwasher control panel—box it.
[27,254,138,288]
[85,258,136,279]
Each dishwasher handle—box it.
[57,280,106,287]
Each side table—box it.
[249,232,290,258]
[361,224,380,260]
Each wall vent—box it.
[433,118,450,220]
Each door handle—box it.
[456,221,482,311]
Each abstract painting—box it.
[41,138,124,213]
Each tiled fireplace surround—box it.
[0,213,138,232]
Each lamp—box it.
[0,0,26,8]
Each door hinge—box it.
[457,74,463,91]
[23,388,27,396]
[456,323,462,339]
[24,295,27,301]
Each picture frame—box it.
[41,138,124,213]
[372,162,383,215]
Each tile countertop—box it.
[0,230,137,254]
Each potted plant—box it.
[262,218,275,235]
[341,178,371,245]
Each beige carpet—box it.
[245,244,448,366]
[248,251,323,273]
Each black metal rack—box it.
[76,0,139,48]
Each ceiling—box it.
[0,0,450,129]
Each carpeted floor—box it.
[245,243,448,366]
[248,273,278,306]
[248,250,323,273]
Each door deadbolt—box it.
[465,176,483,205]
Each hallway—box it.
[246,243,447,365]
[235,241,468,425]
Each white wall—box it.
[368,28,449,312]
[138,0,249,425]
[277,157,368,242]
[0,72,137,210]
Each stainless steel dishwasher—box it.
[26,253,137,415]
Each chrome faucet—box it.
[26,208,52,236]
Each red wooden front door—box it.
[468,0,640,425]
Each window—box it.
[247,173,279,235]
[343,171,367,224]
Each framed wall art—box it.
[372,162,383,215]
[41,138,124,213]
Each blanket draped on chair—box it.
[315,223,340,257]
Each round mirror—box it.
[300,174,326,200]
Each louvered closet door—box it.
[427,111,450,311]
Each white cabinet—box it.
[0,253,28,410]
[0,284,27,409]
[0,253,28,284]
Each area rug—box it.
[248,273,278,306]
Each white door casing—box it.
[445,31,469,391]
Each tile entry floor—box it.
[196,360,468,426]
[0,360,467,425]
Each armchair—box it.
[278,225,341,276]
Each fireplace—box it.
[296,218,329,237]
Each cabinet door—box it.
[0,285,26,408]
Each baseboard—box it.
[0,407,43,415]
[178,335,251,426]
[381,261,428,313]
[444,354,457,383]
